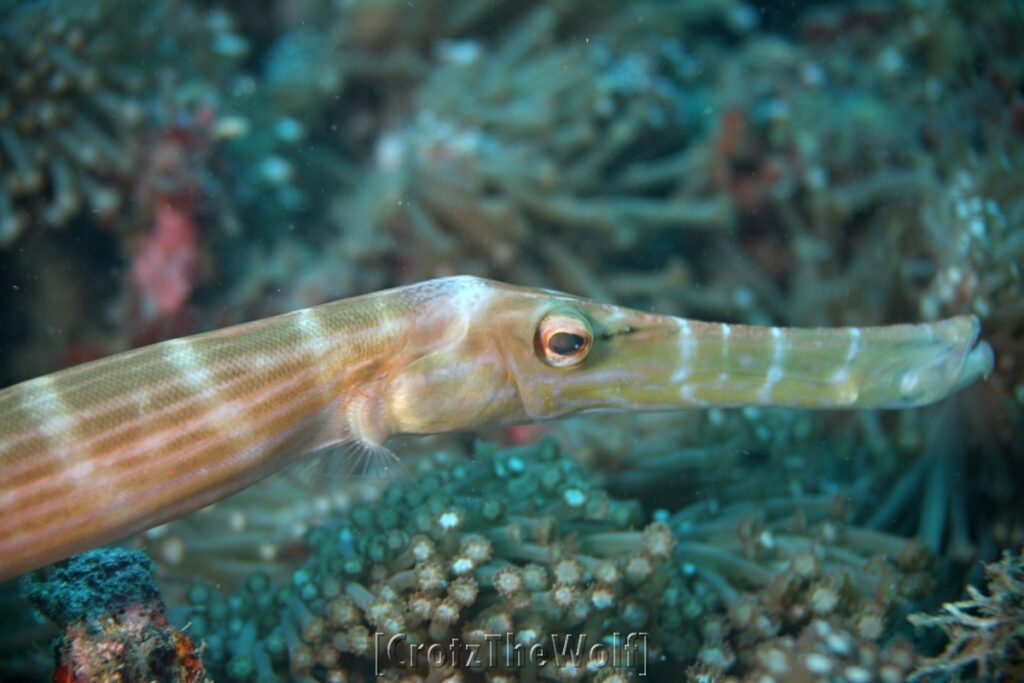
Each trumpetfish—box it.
[0,276,993,580]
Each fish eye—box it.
[535,312,592,367]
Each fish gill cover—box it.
[0,0,1022,681]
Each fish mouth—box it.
[931,315,994,398]
[893,315,994,407]
[952,334,995,394]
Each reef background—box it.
[0,0,1022,680]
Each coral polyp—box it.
[170,439,938,681]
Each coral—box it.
[183,439,690,680]
[909,549,1024,681]
[856,146,1024,564]
[654,0,1024,578]
[19,547,162,625]
[710,618,918,683]
[668,479,934,682]
[175,439,936,681]
[132,199,200,318]
[0,0,243,246]
[335,4,735,295]
[217,0,752,276]
[18,547,207,682]
[0,1,135,242]
[0,0,248,390]
[135,456,396,587]
[915,147,1024,399]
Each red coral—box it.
[132,199,199,320]
[129,106,220,323]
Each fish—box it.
[0,276,993,580]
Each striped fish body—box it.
[0,276,992,579]
[0,282,432,581]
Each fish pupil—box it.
[549,332,585,355]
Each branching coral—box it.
[909,549,1024,682]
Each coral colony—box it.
[0,0,1022,681]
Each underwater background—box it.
[0,0,1022,680]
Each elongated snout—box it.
[509,294,993,418]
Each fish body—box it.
[0,276,993,579]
